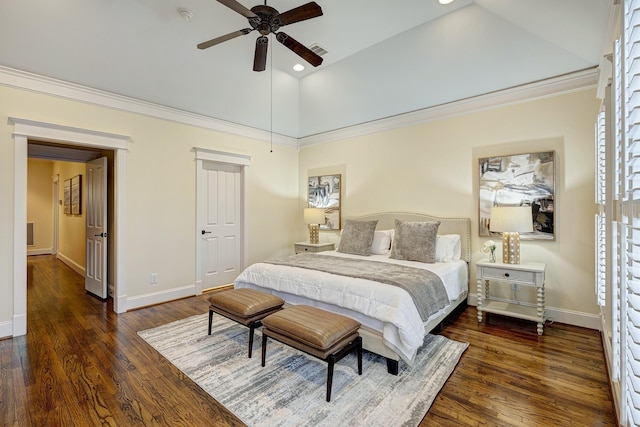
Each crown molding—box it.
[0,65,597,150]
[298,67,599,147]
[0,65,298,147]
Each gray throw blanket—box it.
[265,253,449,321]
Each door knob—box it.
[201,230,212,235]
[94,232,108,237]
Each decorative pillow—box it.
[435,234,461,262]
[370,229,393,255]
[390,219,440,263]
[337,220,378,256]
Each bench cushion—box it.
[262,305,360,351]
[208,288,284,319]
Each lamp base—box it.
[308,224,319,244]
[501,232,521,264]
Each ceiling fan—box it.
[198,0,324,72]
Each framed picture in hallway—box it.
[63,178,71,215]
[71,174,82,215]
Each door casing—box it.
[11,117,130,337]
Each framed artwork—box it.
[71,174,82,215]
[63,179,71,215]
[308,174,341,230]
[479,151,555,240]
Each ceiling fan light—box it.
[293,64,305,71]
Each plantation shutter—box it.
[623,1,640,423]
[614,36,624,385]
[596,110,606,307]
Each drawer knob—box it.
[504,272,510,278]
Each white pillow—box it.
[435,234,461,262]
[370,229,393,255]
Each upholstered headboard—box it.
[350,212,471,263]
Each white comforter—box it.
[234,251,468,363]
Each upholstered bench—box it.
[260,305,362,402]
[208,288,284,358]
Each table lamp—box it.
[489,206,533,264]
[304,208,325,244]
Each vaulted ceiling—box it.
[0,0,614,139]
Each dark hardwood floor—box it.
[1,255,616,426]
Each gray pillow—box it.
[337,219,379,256]
[390,219,441,263]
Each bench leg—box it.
[261,333,268,367]
[208,309,214,335]
[247,320,263,358]
[326,356,336,402]
[356,337,363,375]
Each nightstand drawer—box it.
[480,266,535,284]
[294,242,335,254]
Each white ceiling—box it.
[0,0,613,138]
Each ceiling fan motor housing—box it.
[250,5,282,35]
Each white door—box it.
[201,162,241,289]
[85,157,108,298]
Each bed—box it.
[234,212,471,374]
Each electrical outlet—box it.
[151,273,158,284]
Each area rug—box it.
[138,313,468,427]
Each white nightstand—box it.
[294,242,335,254]
[476,260,546,335]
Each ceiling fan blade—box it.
[253,36,268,72]
[217,0,259,20]
[278,2,323,26]
[197,28,252,50]
[276,32,323,67]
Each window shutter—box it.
[623,1,640,423]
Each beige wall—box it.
[53,161,86,268]
[299,88,600,318]
[26,159,53,252]
[1,82,600,329]
[0,84,299,326]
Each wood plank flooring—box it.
[0,255,616,426]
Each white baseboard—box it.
[467,293,601,330]
[27,248,52,256]
[56,252,85,276]
[126,284,196,311]
[0,320,13,339]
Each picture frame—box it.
[308,174,341,230]
[63,178,71,215]
[71,174,82,215]
[478,151,555,240]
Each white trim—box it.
[468,293,602,330]
[126,285,196,311]
[10,118,130,337]
[193,147,252,166]
[0,66,298,147]
[1,65,596,147]
[27,248,53,256]
[56,252,86,276]
[0,320,14,339]
[299,68,599,147]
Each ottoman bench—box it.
[208,288,284,358]
[260,305,362,402]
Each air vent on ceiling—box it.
[309,43,328,57]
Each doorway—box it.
[11,117,130,337]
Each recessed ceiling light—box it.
[439,0,454,4]
[293,64,305,72]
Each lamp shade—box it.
[489,206,533,233]
[304,208,325,225]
